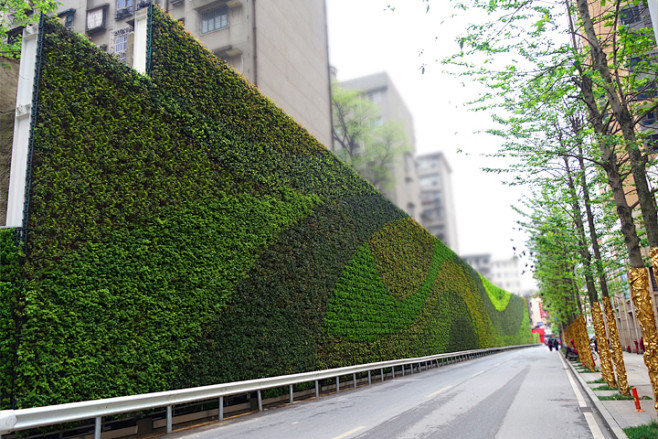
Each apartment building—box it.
[339,72,421,220]
[42,0,333,148]
[490,257,522,294]
[461,253,524,294]
[416,151,458,250]
[461,254,492,278]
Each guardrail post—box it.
[94,416,101,439]
[289,384,294,404]
[353,373,357,389]
[410,364,413,374]
[166,406,173,433]
[257,390,263,411]
[368,370,371,384]
[219,396,224,420]
[381,368,384,382]
[315,380,319,398]
[392,366,395,379]
[402,364,405,376]
[336,377,340,393]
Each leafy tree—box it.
[331,81,410,193]
[1,0,60,59]
[438,0,648,390]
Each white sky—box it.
[326,0,537,290]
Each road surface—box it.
[171,345,612,439]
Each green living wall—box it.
[0,8,531,409]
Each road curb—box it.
[562,355,628,439]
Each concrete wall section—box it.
[0,59,20,227]
[255,0,332,148]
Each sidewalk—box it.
[566,350,657,437]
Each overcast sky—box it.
[325,0,537,290]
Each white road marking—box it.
[565,370,587,408]
[560,354,605,438]
[472,370,484,377]
[332,426,365,439]
[584,412,605,439]
[426,385,453,398]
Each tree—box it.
[1,0,60,60]
[331,81,410,193]
[440,0,643,393]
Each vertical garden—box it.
[0,8,532,409]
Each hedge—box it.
[0,8,531,409]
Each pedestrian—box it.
[548,339,553,351]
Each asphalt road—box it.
[171,346,613,439]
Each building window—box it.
[638,81,658,100]
[642,111,658,126]
[647,134,658,152]
[6,26,24,46]
[116,0,134,18]
[64,14,74,29]
[419,175,438,187]
[367,89,385,104]
[58,9,76,30]
[87,7,106,33]
[117,0,133,9]
[113,28,131,62]
[201,5,228,34]
[620,5,643,25]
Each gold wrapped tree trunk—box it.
[577,315,596,370]
[572,320,585,365]
[562,329,568,350]
[592,302,616,387]
[565,321,580,358]
[629,266,658,414]
[603,296,629,395]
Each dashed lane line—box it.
[426,385,453,398]
[332,426,365,439]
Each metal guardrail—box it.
[0,345,529,437]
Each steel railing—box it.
[0,344,531,437]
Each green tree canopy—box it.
[1,0,59,60]
[331,80,410,193]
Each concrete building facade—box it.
[461,253,492,279]
[40,0,333,148]
[490,257,522,294]
[339,72,421,220]
[461,253,524,295]
[416,151,458,250]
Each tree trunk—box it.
[562,154,614,378]
[571,141,622,388]
[573,0,658,409]
[603,296,630,395]
[574,0,658,247]
[629,267,658,413]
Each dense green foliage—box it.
[481,276,512,311]
[0,229,22,409]
[1,9,531,409]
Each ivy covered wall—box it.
[0,9,531,409]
